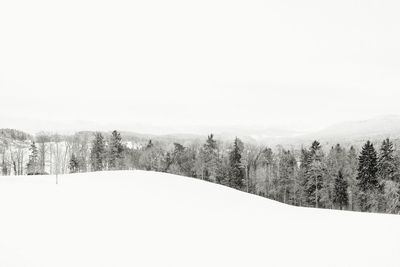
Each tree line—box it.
[3,129,400,214]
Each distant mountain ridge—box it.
[304,115,400,140]
[2,115,400,146]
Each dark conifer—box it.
[357,141,379,211]
[146,140,154,150]
[200,134,219,181]
[228,137,244,189]
[357,141,378,191]
[377,138,397,182]
[69,153,80,173]
[27,141,39,175]
[306,161,325,208]
[310,140,322,161]
[333,170,348,210]
[90,133,106,171]
[108,130,124,170]
[303,141,325,208]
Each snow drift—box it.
[0,171,399,267]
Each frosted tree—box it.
[228,137,244,189]
[108,130,124,170]
[90,133,106,171]
[377,138,400,212]
[27,142,39,175]
[377,138,398,182]
[333,170,348,210]
[357,141,379,212]
[69,153,80,173]
[306,160,325,208]
[277,149,297,204]
[302,141,325,208]
[199,134,219,181]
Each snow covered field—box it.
[0,171,399,267]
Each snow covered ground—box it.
[0,171,399,267]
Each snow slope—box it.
[0,171,399,267]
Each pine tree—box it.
[27,142,39,175]
[108,130,124,170]
[278,149,297,204]
[357,141,378,191]
[259,147,274,198]
[333,170,348,210]
[69,153,80,173]
[228,137,244,189]
[310,140,322,161]
[168,144,197,177]
[377,138,398,182]
[199,134,219,181]
[303,141,325,208]
[306,160,325,208]
[90,133,106,172]
[163,152,173,173]
[357,141,379,212]
[378,138,400,212]
[146,140,154,150]
[323,144,347,209]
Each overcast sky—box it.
[1,0,400,134]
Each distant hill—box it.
[303,115,400,141]
[0,129,32,141]
[0,129,32,151]
[260,115,400,150]
[3,115,400,148]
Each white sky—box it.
[1,0,400,134]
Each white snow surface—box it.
[0,171,399,267]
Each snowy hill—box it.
[0,171,399,267]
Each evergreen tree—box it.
[178,147,197,177]
[199,134,219,181]
[278,149,297,204]
[357,141,379,212]
[166,143,185,174]
[303,141,325,208]
[215,154,230,185]
[228,137,244,189]
[90,133,106,171]
[167,143,197,177]
[333,170,348,210]
[377,138,398,182]
[378,138,400,212]
[323,144,347,209]
[27,141,39,175]
[108,130,124,170]
[306,160,325,208]
[310,140,323,161]
[69,153,80,173]
[357,141,378,191]
[163,152,173,172]
[146,140,154,150]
